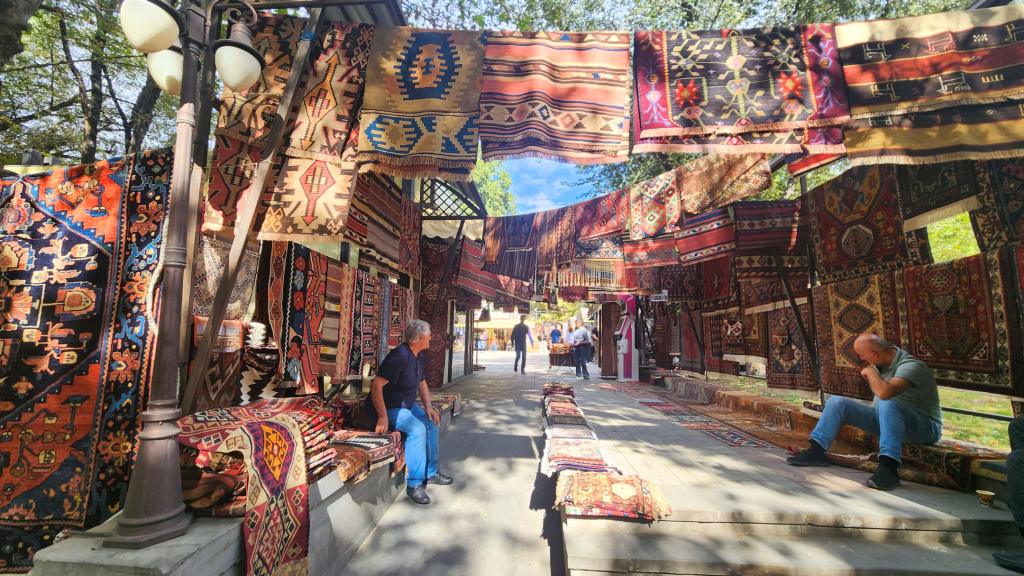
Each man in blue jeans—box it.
[367,319,453,505]
[787,334,942,491]
[572,319,591,380]
[994,416,1024,572]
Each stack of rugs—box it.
[540,382,671,522]
[327,395,407,480]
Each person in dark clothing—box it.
[994,417,1024,572]
[510,315,533,374]
[367,319,454,505]
[550,327,562,344]
[572,319,591,380]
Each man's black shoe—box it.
[994,551,1024,573]
[786,449,830,467]
[867,464,902,491]
[407,485,430,505]
[427,473,454,485]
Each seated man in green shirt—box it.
[787,334,943,491]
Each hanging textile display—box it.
[634,128,807,154]
[722,312,767,364]
[661,263,703,303]
[217,13,306,147]
[971,157,1024,252]
[731,198,809,313]
[0,149,171,571]
[732,199,806,251]
[575,189,628,241]
[628,171,681,239]
[623,267,662,296]
[701,255,740,315]
[895,161,985,231]
[807,164,931,284]
[479,31,631,164]
[843,100,1024,166]
[535,205,576,269]
[319,259,356,378]
[574,234,624,260]
[680,309,704,373]
[239,341,285,406]
[675,207,736,265]
[202,133,276,235]
[835,4,1024,119]
[268,242,328,394]
[766,304,817,391]
[558,286,591,302]
[676,154,772,215]
[482,214,538,281]
[190,317,245,412]
[179,398,319,576]
[454,238,503,299]
[192,234,260,320]
[893,249,1024,397]
[418,238,456,388]
[348,270,387,380]
[631,25,849,139]
[735,252,810,314]
[704,314,740,377]
[582,260,624,289]
[623,236,678,268]
[785,149,845,178]
[345,172,422,277]
[812,273,900,400]
[358,28,486,180]
[379,281,393,360]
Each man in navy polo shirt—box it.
[366,319,454,505]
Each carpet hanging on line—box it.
[632,25,850,139]
[807,164,931,284]
[661,263,703,303]
[628,171,681,240]
[535,205,576,269]
[722,312,768,364]
[357,28,486,180]
[970,157,1024,252]
[894,160,985,231]
[701,255,740,315]
[482,214,538,281]
[192,234,260,321]
[479,31,632,164]
[575,189,628,241]
[679,309,705,373]
[835,4,1024,119]
[268,242,328,395]
[344,172,422,278]
[675,207,736,265]
[574,234,624,260]
[766,304,818,392]
[633,126,842,155]
[676,154,772,216]
[623,236,678,269]
[732,199,810,313]
[703,313,740,377]
[0,149,172,572]
[454,238,503,300]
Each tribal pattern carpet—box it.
[971,157,1024,252]
[575,189,627,241]
[201,133,275,235]
[676,154,772,215]
[319,259,352,378]
[895,160,984,231]
[623,236,678,269]
[634,126,816,155]
[480,31,631,164]
[767,304,817,391]
[192,234,259,321]
[732,199,806,251]
[344,172,421,277]
[358,28,486,180]
[701,255,740,314]
[722,312,768,364]
[836,4,1024,118]
[454,238,503,299]
[0,150,171,571]
[701,427,773,448]
[675,207,736,265]
[735,252,809,314]
[190,317,245,413]
[574,234,624,261]
[629,171,680,240]
[556,473,670,520]
[703,313,740,377]
[894,250,1024,396]
[269,242,327,394]
[807,164,930,284]
[680,309,705,373]
[632,25,849,138]
[813,274,900,399]
[661,263,703,303]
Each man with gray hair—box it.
[787,334,942,491]
[366,319,453,505]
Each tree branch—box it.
[1,96,78,126]
[102,64,130,152]
[40,4,88,111]
[4,54,144,74]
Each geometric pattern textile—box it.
[0,150,171,571]
[701,255,739,314]
[766,304,817,392]
[201,133,275,235]
[632,25,850,138]
[190,316,245,413]
[574,234,624,261]
[732,199,806,252]
[480,31,631,164]
[971,157,1024,252]
[454,238,502,300]
[812,274,900,400]
[358,28,486,181]
[835,4,1024,118]
[807,164,931,284]
[178,398,319,576]
[735,252,810,314]
[192,234,259,321]
[676,154,772,216]
[268,242,327,394]
[661,263,703,303]
[628,171,680,240]
[894,250,1024,396]
[894,160,984,231]
[703,314,739,377]
[555,472,671,520]
[535,206,576,268]
[680,309,705,373]
[623,236,677,269]
[675,207,736,265]
[319,259,357,379]
[575,189,628,241]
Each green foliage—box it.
[926,212,980,264]
[473,159,518,215]
[534,301,585,325]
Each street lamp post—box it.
[105,0,264,549]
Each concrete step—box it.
[564,527,1020,576]
[564,483,1021,545]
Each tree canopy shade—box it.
[473,159,518,216]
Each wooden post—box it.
[770,246,823,391]
[181,8,325,413]
[680,300,706,378]
[429,219,464,324]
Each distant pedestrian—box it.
[511,315,533,375]
[572,319,592,380]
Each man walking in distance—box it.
[511,315,533,374]
[572,319,592,380]
[367,319,454,505]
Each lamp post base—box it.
[104,511,193,549]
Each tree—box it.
[0,0,46,71]
[473,158,518,215]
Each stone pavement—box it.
[341,350,1021,576]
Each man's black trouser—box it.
[514,346,526,372]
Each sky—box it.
[503,158,599,213]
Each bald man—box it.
[787,334,942,491]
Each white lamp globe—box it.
[214,44,263,92]
[147,44,184,95]
[119,0,184,54]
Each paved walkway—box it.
[341,350,1017,576]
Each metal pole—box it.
[770,246,822,391]
[680,301,706,377]
[106,2,206,549]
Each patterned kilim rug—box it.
[190,317,245,413]
[733,200,806,252]
[358,28,486,180]
[332,430,403,473]
[0,150,171,571]
[701,427,774,448]
[556,473,671,520]
[735,251,809,314]
[179,398,321,576]
[623,236,677,269]
[268,242,327,394]
[703,313,740,377]
[894,161,984,231]
[971,157,1024,252]
[629,171,681,240]
[319,259,352,378]
[633,25,849,138]
[675,207,736,265]
[575,189,628,241]
[480,31,631,164]
[766,305,817,391]
[836,4,1024,118]
[192,234,259,320]
[701,255,740,314]
[807,164,932,284]
[676,154,772,216]
[634,128,808,155]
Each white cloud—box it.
[506,159,581,212]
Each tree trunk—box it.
[0,0,45,71]
[127,76,161,154]
[80,26,107,163]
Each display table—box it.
[549,344,574,369]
